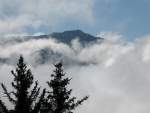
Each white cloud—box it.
[1,33,150,112]
[97,31,123,42]
[0,15,42,35]
[0,0,95,35]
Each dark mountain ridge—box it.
[1,30,103,45]
[50,30,102,44]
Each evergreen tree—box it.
[41,62,88,113]
[1,56,46,113]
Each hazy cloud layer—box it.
[1,34,150,113]
[0,0,95,35]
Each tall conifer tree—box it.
[41,62,88,113]
[1,56,45,113]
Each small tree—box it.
[1,56,45,113]
[41,62,88,113]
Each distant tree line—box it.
[0,56,88,113]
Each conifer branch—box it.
[1,83,16,104]
[0,99,8,113]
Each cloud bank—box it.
[1,33,150,113]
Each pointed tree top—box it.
[55,62,63,68]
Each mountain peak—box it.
[9,30,103,45]
[50,30,102,45]
[63,29,83,33]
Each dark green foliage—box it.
[41,62,88,113]
[1,56,45,113]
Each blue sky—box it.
[0,0,149,40]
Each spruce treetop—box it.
[1,56,46,113]
[41,62,88,113]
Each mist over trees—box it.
[0,56,88,113]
